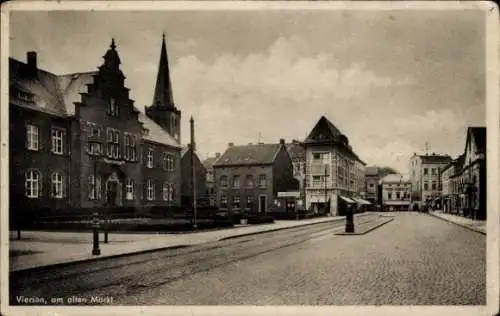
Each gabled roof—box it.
[470,126,486,154]
[10,43,181,149]
[203,156,219,170]
[137,112,180,148]
[214,143,283,167]
[304,115,343,144]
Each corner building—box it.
[10,37,182,215]
[304,116,367,216]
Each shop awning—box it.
[354,198,371,205]
[339,196,356,204]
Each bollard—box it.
[345,205,355,233]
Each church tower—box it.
[145,34,181,143]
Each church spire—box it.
[152,33,175,108]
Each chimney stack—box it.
[27,51,37,76]
[279,138,285,145]
[228,142,234,148]
[215,152,221,158]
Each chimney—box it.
[27,51,37,76]
[228,142,234,148]
[215,152,221,158]
[279,138,285,146]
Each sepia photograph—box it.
[1,1,498,315]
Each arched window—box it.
[25,169,41,198]
[125,178,135,201]
[51,172,64,199]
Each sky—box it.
[9,8,486,175]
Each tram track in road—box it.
[10,213,380,304]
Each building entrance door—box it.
[259,195,267,213]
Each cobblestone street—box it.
[130,212,485,305]
[11,212,485,305]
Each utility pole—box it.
[190,116,197,229]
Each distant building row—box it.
[202,115,370,217]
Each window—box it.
[163,154,174,171]
[220,176,228,188]
[396,191,400,200]
[423,168,428,175]
[312,176,322,187]
[246,196,254,210]
[245,175,254,188]
[124,133,137,161]
[25,169,41,198]
[108,97,119,117]
[313,153,321,161]
[388,192,392,200]
[431,168,436,175]
[146,149,154,168]
[161,182,175,202]
[26,124,39,151]
[431,182,437,190]
[88,142,103,156]
[423,182,428,190]
[369,183,374,188]
[51,172,64,199]
[259,174,267,188]
[220,195,228,209]
[233,196,240,209]
[51,128,64,154]
[88,175,102,200]
[17,90,34,103]
[125,178,135,200]
[146,179,155,201]
[106,129,120,159]
[232,176,240,189]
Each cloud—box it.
[172,36,415,162]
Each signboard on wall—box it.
[277,191,301,198]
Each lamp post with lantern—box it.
[88,137,103,255]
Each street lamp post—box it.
[88,139,102,255]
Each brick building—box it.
[213,140,298,214]
[10,36,182,216]
[303,116,368,216]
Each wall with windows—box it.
[214,165,274,213]
[74,67,144,209]
[420,162,447,203]
[141,141,181,207]
[9,105,72,211]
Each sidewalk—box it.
[9,213,371,272]
[428,210,486,235]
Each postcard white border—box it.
[1,1,498,316]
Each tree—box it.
[376,166,399,178]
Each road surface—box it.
[10,212,485,305]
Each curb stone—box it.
[334,218,394,236]
[427,212,486,235]
[10,214,371,274]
